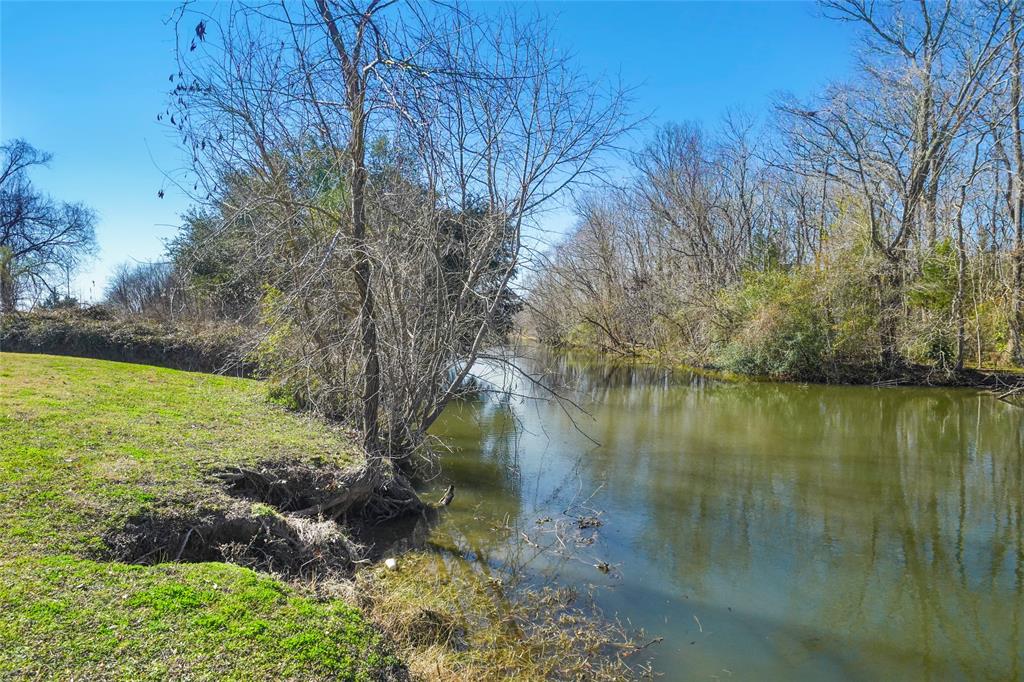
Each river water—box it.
[425,349,1023,680]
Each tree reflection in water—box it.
[425,348,1023,681]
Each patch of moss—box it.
[250,502,280,519]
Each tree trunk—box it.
[1009,9,1024,366]
[0,247,15,313]
[955,186,967,372]
[317,0,383,456]
[925,167,939,247]
[349,101,382,456]
[877,258,904,372]
[878,210,915,372]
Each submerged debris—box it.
[435,484,455,507]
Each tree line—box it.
[2,0,626,515]
[3,0,1021,515]
[529,0,1024,381]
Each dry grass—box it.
[343,552,654,681]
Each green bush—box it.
[716,269,833,380]
[714,248,884,382]
[969,295,1012,366]
[908,239,957,313]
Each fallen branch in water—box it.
[995,385,1024,404]
[619,636,664,656]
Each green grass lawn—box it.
[0,353,402,680]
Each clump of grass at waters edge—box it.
[350,553,651,681]
[0,353,643,680]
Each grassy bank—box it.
[0,353,643,680]
[0,353,400,680]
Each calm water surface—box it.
[426,350,1024,680]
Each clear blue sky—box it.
[1,1,855,302]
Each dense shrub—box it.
[0,308,252,375]
[714,252,883,382]
[716,270,832,380]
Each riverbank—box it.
[0,353,401,679]
[525,338,1024,398]
[0,353,641,680]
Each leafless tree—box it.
[169,0,628,516]
[1000,2,1024,363]
[105,261,177,318]
[0,139,96,312]
[777,0,1011,367]
[527,2,1024,376]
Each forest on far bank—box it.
[528,1,1024,383]
[3,0,1024,412]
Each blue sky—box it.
[1,1,855,302]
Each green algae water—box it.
[427,349,1024,681]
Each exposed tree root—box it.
[104,505,361,579]
[104,460,436,579]
[215,460,429,523]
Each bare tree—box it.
[0,139,96,312]
[778,0,1010,367]
[170,0,628,516]
[105,261,176,318]
[1004,3,1024,363]
[527,2,1024,375]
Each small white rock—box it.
[384,557,398,571]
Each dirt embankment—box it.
[104,459,436,581]
[1,308,253,375]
